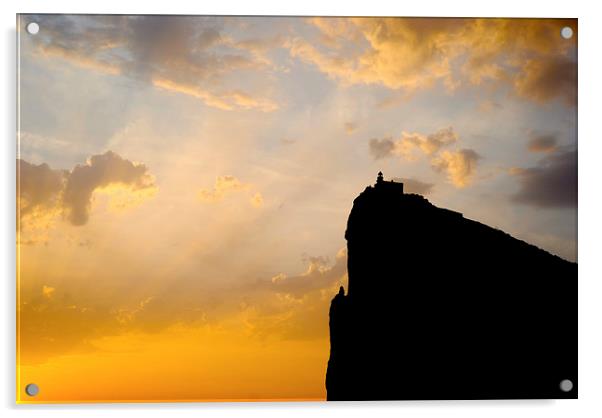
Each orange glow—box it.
[18,324,329,403]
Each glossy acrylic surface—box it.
[17,14,577,403]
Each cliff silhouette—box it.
[326,173,577,400]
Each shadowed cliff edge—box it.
[326,172,577,400]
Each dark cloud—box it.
[528,134,558,153]
[18,160,67,217]
[63,151,155,225]
[514,55,577,106]
[391,177,434,195]
[26,15,279,111]
[511,149,577,208]
[369,137,395,159]
[18,151,156,227]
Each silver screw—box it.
[25,383,39,397]
[561,27,573,40]
[559,379,573,392]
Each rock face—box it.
[326,176,577,400]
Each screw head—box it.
[561,26,573,40]
[26,22,40,35]
[559,379,573,392]
[25,383,39,397]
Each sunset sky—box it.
[17,15,577,402]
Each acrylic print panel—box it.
[16,14,577,403]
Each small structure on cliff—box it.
[375,171,404,194]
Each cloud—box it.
[19,246,346,363]
[514,55,577,106]
[398,127,458,157]
[198,176,267,209]
[528,134,558,153]
[18,151,156,230]
[19,287,121,363]
[247,249,347,299]
[369,127,458,160]
[511,149,577,208]
[198,175,250,202]
[369,137,396,159]
[38,42,122,75]
[152,78,278,112]
[226,34,290,71]
[305,17,364,49]
[431,149,481,188]
[114,296,157,325]
[369,127,479,188]
[240,248,347,340]
[250,192,264,208]
[18,159,67,218]
[391,177,434,195]
[229,35,287,54]
[270,251,346,298]
[290,18,461,91]
[292,18,576,105]
[27,16,576,113]
[63,151,156,225]
[26,15,281,112]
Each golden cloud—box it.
[431,149,481,188]
[369,127,481,188]
[241,248,347,340]
[198,175,250,203]
[397,127,459,157]
[18,287,119,364]
[295,17,576,105]
[152,78,279,112]
[38,43,121,75]
[198,176,265,208]
[250,192,264,208]
[369,127,458,160]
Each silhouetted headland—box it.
[326,172,577,400]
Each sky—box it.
[17,15,577,402]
